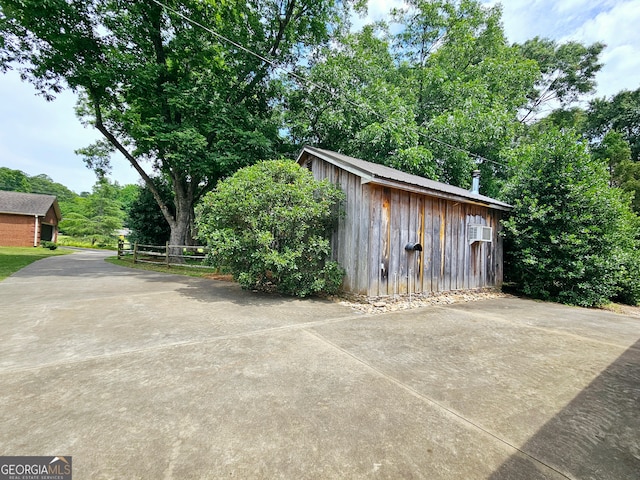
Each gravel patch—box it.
[330,288,511,315]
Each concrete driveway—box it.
[0,249,638,479]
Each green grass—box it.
[105,256,229,280]
[57,235,118,250]
[0,246,72,281]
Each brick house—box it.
[0,191,62,247]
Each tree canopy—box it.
[517,36,604,122]
[0,0,359,247]
[2,0,638,304]
[58,177,125,243]
[0,167,76,201]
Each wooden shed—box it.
[297,146,512,297]
[0,191,61,247]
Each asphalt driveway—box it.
[0,249,638,479]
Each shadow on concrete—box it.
[489,339,640,479]
[14,250,322,308]
[173,277,339,309]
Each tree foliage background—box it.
[0,0,360,248]
[1,0,639,303]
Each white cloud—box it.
[595,44,640,97]
[490,0,639,98]
[562,0,640,97]
[350,0,405,32]
[567,0,640,46]
[552,0,615,14]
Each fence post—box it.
[133,242,138,263]
[165,241,170,267]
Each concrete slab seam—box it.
[0,313,368,377]
[302,328,576,480]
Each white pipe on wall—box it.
[34,215,39,247]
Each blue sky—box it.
[1,0,639,193]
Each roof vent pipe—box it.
[471,170,480,195]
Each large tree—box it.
[59,177,125,242]
[395,0,538,194]
[126,179,174,246]
[285,26,424,170]
[540,89,640,212]
[516,36,605,122]
[286,0,538,196]
[0,0,355,248]
[0,167,77,200]
[587,88,640,162]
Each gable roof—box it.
[0,191,62,220]
[297,146,512,211]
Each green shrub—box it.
[40,241,58,250]
[501,129,640,307]
[196,160,345,297]
[614,217,640,306]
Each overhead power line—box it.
[149,0,509,169]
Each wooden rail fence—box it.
[117,240,214,268]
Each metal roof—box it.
[0,190,61,219]
[298,146,512,211]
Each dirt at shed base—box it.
[203,273,235,282]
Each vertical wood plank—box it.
[331,163,342,264]
[423,197,433,293]
[347,172,358,292]
[380,188,391,296]
[443,201,453,291]
[463,207,471,290]
[431,199,443,292]
[389,189,402,296]
[414,194,424,295]
[356,180,370,294]
[474,212,483,288]
[455,203,462,290]
[398,191,410,294]
[448,202,460,290]
[368,186,382,296]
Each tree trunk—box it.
[167,189,194,263]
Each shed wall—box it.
[365,185,503,297]
[305,154,504,296]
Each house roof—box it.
[297,146,512,211]
[0,190,62,220]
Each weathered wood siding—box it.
[305,154,504,296]
[306,155,370,294]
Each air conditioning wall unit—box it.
[468,224,493,244]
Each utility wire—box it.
[149,0,510,170]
